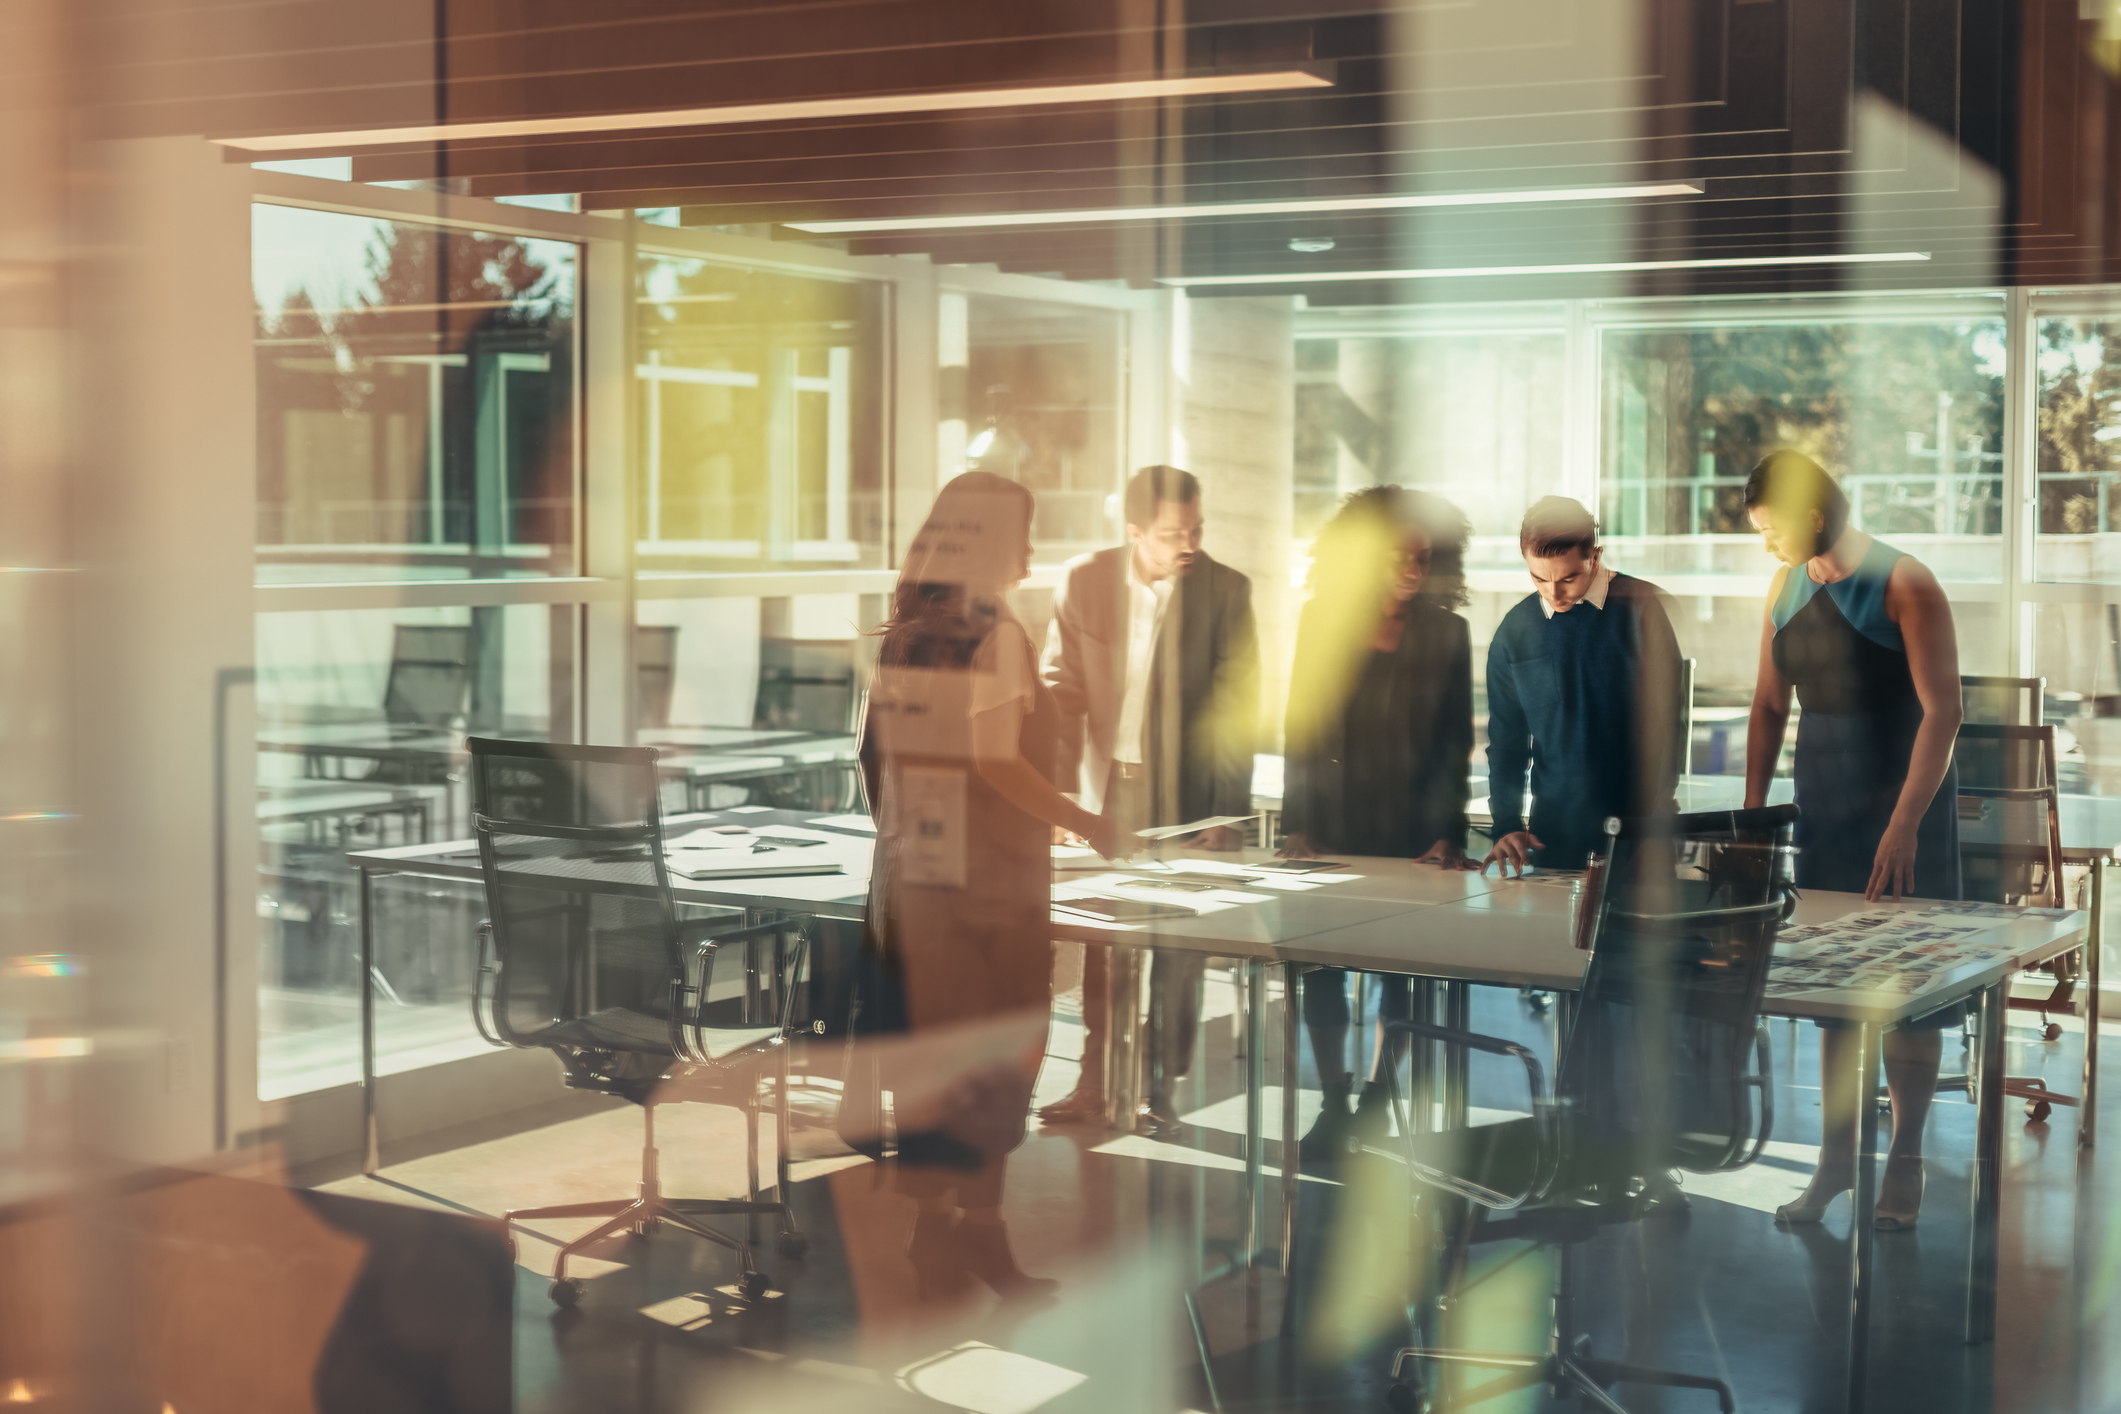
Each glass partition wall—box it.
[252,178,2121,1115]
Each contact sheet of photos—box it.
[1764,903,2073,999]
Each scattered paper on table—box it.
[1134,815,1251,841]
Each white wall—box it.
[68,138,260,1167]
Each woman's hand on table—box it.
[1277,831,1318,860]
[1481,831,1544,877]
[1416,839,1477,871]
[1083,815,1129,862]
[1866,819,1920,902]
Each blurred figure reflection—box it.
[858,472,1120,1302]
[1279,487,1476,1162]
[1038,466,1261,1134]
[1744,451,1962,1231]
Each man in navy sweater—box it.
[1483,496,1683,874]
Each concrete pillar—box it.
[1171,294,1297,752]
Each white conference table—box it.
[353,818,2096,1414]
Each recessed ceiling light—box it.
[215,69,1334,154]
[1159,251,1934,286]
[1288,236,1336,252]
[781,182,1702,234]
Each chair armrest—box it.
[1379,1018,1556,1210]
[1735,1021,1775,1169]
[672,918,811,1065]
[469,919,506,1048]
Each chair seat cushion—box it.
[545,1007,673,1053]
[1400,1116,1540,1198]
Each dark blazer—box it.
[1040,546,1260,824]
[1281,597,1474,855]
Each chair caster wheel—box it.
[549,1278,584,1308]
[2043,1023,2063,1042]
[1384,1382,1426,1413]
[740,1269,771,1300]
[2027,1099,2053,1123]
[777,1231,809,1259]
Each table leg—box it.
[1442,982,1470,1129]
[1107,948,1144,1132]
[1243,958,1266,1267]
[1409,980,1437,1134]
[2084,862,2102,1151]
[1967,981,2006,1344]
[360,866,380,1176]
[1281,960,1300,1277]
[1845,1020,1881,1414]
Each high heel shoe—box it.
[1774,1185,1850,1225]
[1872,1157,1925,1231]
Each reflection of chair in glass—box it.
[756,638,856,732]
[464,736,807,1307]
[636,624,679,729]
[752,639,861,810]
[384,625,473,728]
[1381,806,1790,1414]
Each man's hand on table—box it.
[1184,825,1244,851]
[1480,831,1544,877]
[1416,839,1478,871]
[1276,831,1318,860]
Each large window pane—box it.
[1600,314,2010,760]
[2034,318,2121,583]
[253,604,575,1099]
[1291,327,1568,806]
[942,292,1125,565]
[636,255,886,571]
[2032,317,2121,798]
[253,205,579,582]
[635,594,870,816]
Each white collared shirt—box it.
[1538,561,1615,618]
[1113,558,1175,764]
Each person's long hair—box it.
[1287,485,1471,751]
[877,472,1035,660]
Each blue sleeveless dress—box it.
[1773,537,1962,1026]
[1772,536,1961,900]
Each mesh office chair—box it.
[464,736,807,1307]
[635,624,679,730]
[1380,805,1793,1414]
[1955,716,2083,1121]
[384,624,473,729]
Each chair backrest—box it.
[757,639,858,732]
[636,624,679,730]
[466,737,684,1053]
[1956,722,2064,906]
[1566,804,1795,1192]
[1677,656,1697,773]
[384,624,473,727]
[1961,675,2043,727]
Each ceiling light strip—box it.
[1158,251,1934,286]
[213,70,1333,155]
[784,182,1704,233]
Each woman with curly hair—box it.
[1279,485,1476,1161]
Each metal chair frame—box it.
[464,736,809,1307]
[1378,806,1794,1414]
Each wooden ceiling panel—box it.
[69,0,2121,294]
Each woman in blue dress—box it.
[1741,451,1963,1231]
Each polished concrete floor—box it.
[321,967,2121,1413]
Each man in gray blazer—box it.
[1038,465,1260,1133]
